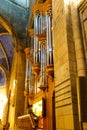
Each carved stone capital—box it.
[32,63,41,76]
[28,28,34,37]
[43,0,52,16]
[32,4,44,15]
[24,47,33,62]
[46,7,52,17]
[46,64,54,80]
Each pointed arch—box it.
[0,16,12,35]
[0,14,18,47]
[0,64,6,86]
[0,33,10,36]
[0,42,10,71]
[0,15,18,87]
[0,63,8,76]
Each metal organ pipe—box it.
[42,15,46,33]
[41,44,46,85]
[48,16,53,64]
[40,13,43,34]
[25,58,28,91]
[25,58,30,92]
[46,15,49,65]
[38,14,44,63]
[41,45,43,84]
[34,14,36,64]
[34,13,47,64]
[43,46,46,85]
[41,13,45,34]
[38,15,41,34]
[34,14,39,64]
[36,37,38,63]
[39,13,46,86]
[28,61,31,94]
[45,8,53,65]
[27,61,31,93]
[31,37,34,55]
[33,10,47,88]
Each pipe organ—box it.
[25,56,34,94]
[18,1,54,129]
[24,0,54,97]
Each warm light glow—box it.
[64,0,82,5]
[64,0,69,4]
[0,95,8,119]
[73,0,82,3]
[13,80,17,89]
[33,100,42,116]
[11,79,17,97]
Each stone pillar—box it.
[75,1,87,130]
[2,77,10,126]
[8,44,25,130]
[70,0,86,76]
[52,0,84,130]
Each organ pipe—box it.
[33,5,54,90]
[34,13,41,64]
[46,15,49,65]
[25,58,29,91]
[41,44,46,85]
[48,15,51,64]
[28,61,31,94]
[40,13,43,34]
[34,14,38,63]
[46,12,53,65]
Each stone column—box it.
[70,0,86,77]
[52,0,82,130]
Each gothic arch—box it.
[0,14,18,47]
[0,15,18,86]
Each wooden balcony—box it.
[39,85,48,92]
[24,90,29,97]
[16,114,36,129]
[43,0,52,15]
[28,28,34,37]
[16,114,44,130]
[32,3,44,14]
[24,90,34,101]
[36,33,46,42]
[46,64,54,79]
[32,63,40,76]
[24,47,33,62]
[32,1,52,16]
[27,54,33,62]
[24,47,30,56]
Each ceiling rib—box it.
[0,63,7,76]
[0,33,9,36]
[0,42,9,71]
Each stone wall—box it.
[52,0,87,130]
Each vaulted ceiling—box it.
[0,0,33,40]
[0,25,14,86]
[0,0,43,86]
[0,0,34,86]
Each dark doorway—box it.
[52,91,56,130]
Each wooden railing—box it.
[16,114,44,130]
[16,114,36,129]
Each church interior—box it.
[0,0,87,130]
